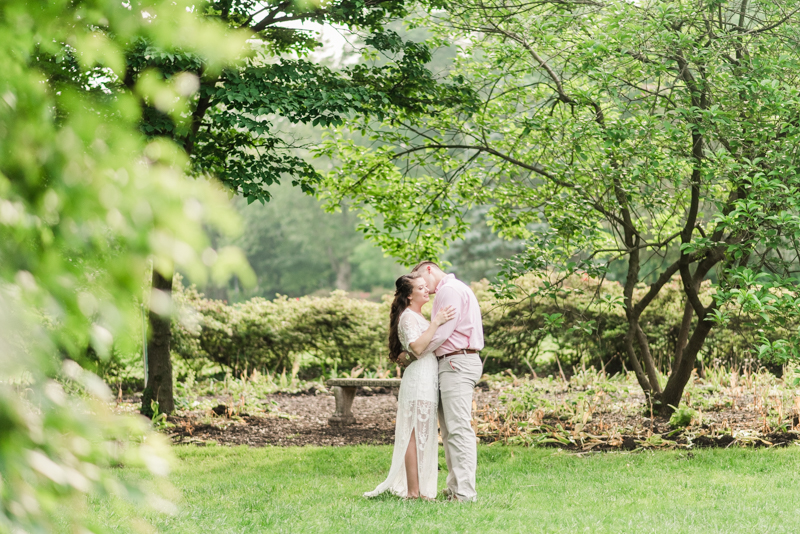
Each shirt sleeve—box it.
[425,286,460,353]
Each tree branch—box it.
[390,143,636,233]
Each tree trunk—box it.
[137,84,211,418]
[659,316,715,414]
[634,322,662,395]
[141,269,175,416]
[334,259,351,291]
[672,299,694,373]
[624,326,651,394]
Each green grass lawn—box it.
[83,445,800,533]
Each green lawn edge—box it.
[81,445,800,533]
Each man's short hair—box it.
[411,261,440,273]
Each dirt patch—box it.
[117,373,800,450]
[164,389,501,447]
[169,392,396,447]
[471,374,800,451]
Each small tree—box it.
[121,0,472,415]
[321,0,800,412]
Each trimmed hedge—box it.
[172,273,781,376]
[172,278,389,374]
[475,274,774,375]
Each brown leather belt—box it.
[436,349,479,361]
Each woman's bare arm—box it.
[408,305,455,357]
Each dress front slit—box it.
[364,309,439,499]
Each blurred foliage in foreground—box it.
[0,0,249,530]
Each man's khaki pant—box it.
[437,353,483,502]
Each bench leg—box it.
[329,386,356,426]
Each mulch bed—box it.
[161,384,800,450]
[166,387,499,448]
[153,380,800,452]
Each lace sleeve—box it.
[398,311,425,353]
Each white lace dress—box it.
[364,308,439,499]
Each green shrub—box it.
[172,276,390,374]
[171,272,791,377]
[476,273,794,376]
[669,405,698,428]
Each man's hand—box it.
[396,351,417,368]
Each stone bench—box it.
[326,378,401,426]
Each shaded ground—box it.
[113,370,800,450]
[472,371,800,451]
[163,387,499,447]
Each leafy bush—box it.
[172,276,390,375]
[476,273,793,376]
[172,272,790,377]
[669,405,698,429]
[0,0,243,528]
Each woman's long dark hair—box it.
[388,273,421,363]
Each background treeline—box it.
[207,181,525,302]
[199,22,524,304]
[121,273,786,383]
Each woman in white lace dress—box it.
[364,273,455,500]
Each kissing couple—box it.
[364,261,485,502]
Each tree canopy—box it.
[321,0,800,411]
[124,0,475,204]
[94,0,478,415]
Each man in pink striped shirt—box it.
[412,261,484,502]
